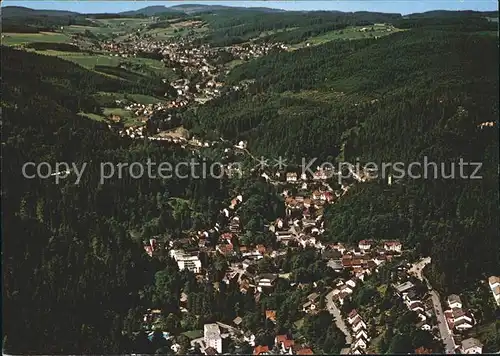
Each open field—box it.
[157,126,189,139]
[289,24,405,50]
[95,92,163,105]
[2,17,156,46]
[38,51,124,67]
[79,108,145,127]
[63,24,118,37]
[102,107,146,127]
[28,50,178,80]
[1,32,72,45]
[139,24,209,41]
[103,107,133,119]
[96,17,151,27]
[78,112,106,122]
[281,89,348,103]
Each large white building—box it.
[204,323,222,354]
[169,249,202,273]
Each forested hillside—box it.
[194,10,401,46]
[184,26,499,291]
[1,46,229,353]
[2,7,499,353]
[1,7,93,32]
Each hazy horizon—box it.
[1,0,498,16]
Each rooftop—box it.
[447,294,462,304]
[462,337,483,350]
[393,281,415,293]
[204,323,221,337]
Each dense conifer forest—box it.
[2,45,230,353]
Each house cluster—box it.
[253,334,313,355]
[226,42,288,61]
[444,294,476,332]
[282,165,371,185]
[99,29,291,132]
[283,167,335,183]
[123,102,168,117]
[119,125,146,139]
[460,337,483,354]
[327,240,402,305]
[344,309,370,354]
[301,292,320,314]
[393,280,433,331]
[487,276,500,306]
[197,322,314,355]
[137,147,415,356]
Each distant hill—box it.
[407,10,499,18]
[170,4,285,14]
[1,6,80,18]
[119,4,285,16]
[119,5,177,17]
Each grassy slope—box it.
[289,24,406,50]
[2,32,72,45]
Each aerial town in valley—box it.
[91,25,288,139]
[140,157,500,355]
[2,1,499,355]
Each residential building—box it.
[257,274,278,292]
[204,323,222,354]
[254,345,270,355]
[275,335,294,354]
[302,300,318,314]
[347,310,359,325]
[244,331,256,346]
[233,316,243,326]
[461,338,483,354]
[358,240,373,251]
[353,337,368,350]
[393,281,415,296]
[447,294,463,309]
[352,317,367,332]
[169,250,202,273]
[384,240,402,252]
[265,310,277,323]
[417,321,432,331]
[488,276,500,306]
[286,172,298,182]
[354,329,370,341]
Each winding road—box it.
[326,290,352,346]
[409,257,456,354]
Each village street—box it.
[325,290,353,346]
[409,258,456,354]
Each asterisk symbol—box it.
[255,156,269,170]
[273,156,288,170]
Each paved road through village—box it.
[409,257,456,354]
[326,290,352,346]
